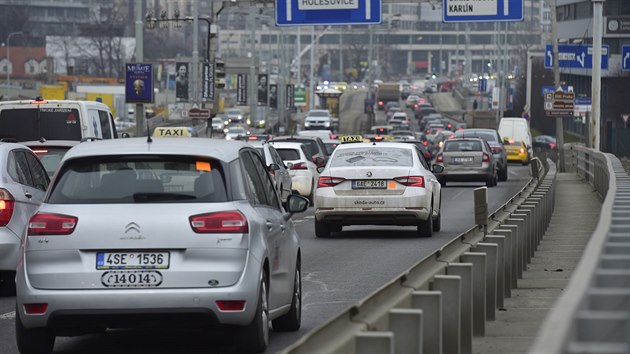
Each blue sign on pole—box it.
[478,78,487,92]
[541,85,570,96]
[443,0,523,23]
[544,44,609,69]
[622,45,630,71]
[125,63,154,104]
[276,0,382,26]
[575,97,592,105]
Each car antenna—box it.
[146,121,152,143]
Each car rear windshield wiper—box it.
[133,193,197,202]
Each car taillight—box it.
[24,303,48,315]
[423,152,432,160]
[28,213,78,236]
[394,176,425,187]
[436,153,444,163]
[520,148,526,154]
[422,141,428,146]
[482,153,490,162]
[291,162,308,170]
[318,176,345,188]
[190,211,249,234]
[549,143,557,149]
[0,189,15,227]
[378,100,384,106]
[216,300,246,312]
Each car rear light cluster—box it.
[28,213,78,236]
[290,162,308,170]
[216,300,246,312]
[190,211,249,234]
[24,303,48,315]
[0,189,15,227]
[436,153,443,163]
[549,143,557,149]
[482,153,490,162]
[490,146,504,153]
[394,176,425,188]
[317,176,345,188]
[520,148,526,154]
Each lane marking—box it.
[0,311,15,320]
[451,190,465,200]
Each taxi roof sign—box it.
[152,127,191,137]
[339,135,364,144]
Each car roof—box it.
[0,99,111,111]
[20,140,80,148]
[269,141,305,149]
[335,142,416,151]
[62,137,249,162]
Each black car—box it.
[533,135,557,152]
[453,128,509,182]
[270,135,329,167]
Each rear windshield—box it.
[32,147,72,178]
[454,131,497,142]
[331,147,412,167]
[48,156,228,204]
[444,140,482,152]
[0,108,82,141]
[276,148,300,161]
[273,139,318,156]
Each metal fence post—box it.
[431,275,461,354]
[447,263,474,354]
[460,252,486,337]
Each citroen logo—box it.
[366,171,372,177]
[122,222,145,240]
[125,222,141,233]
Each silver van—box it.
[0,99,117,142]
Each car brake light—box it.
[24,303,48,315]
[318,176,345,188]
[291,162,308,170]
[436,153,444,163]
[482,153,490,162]
[378,100,384,106]
[394,176,425,187]
[216,300,246,312]
[0,189,15,227]
[190,211,248,234]
[28,213,78,235]
[520,148,526,154]
[422,141,428,146]
[549,143,557,148]
[31,149,49,154]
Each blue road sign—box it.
[575,97,592,105]
[541,85,570,96]
[443,0,523,23]
[544,44,609,69]
[276,0,381,26]
[623,45,630,71]
[478,78,487,92]
[125,63,153,104]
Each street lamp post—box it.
[6,31,25,100]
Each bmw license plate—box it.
[352,180,386,189]
[101,270,163,288]
[96,252,170,270]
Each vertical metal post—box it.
[465,23,471,78]
[549,0,565,171]
[339,29,344,81]
[192,1,199,105]
[309,26,315,111]
[249,7,257,124]
[368,25,373,83]
[591,0,604,151]
[278,28,286,131]
[297,26,301,83]
[134,0,145,136]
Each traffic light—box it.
[215,60,225,89]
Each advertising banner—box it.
[257,74,268,105]
[125,63,153,104]
[202,62,214,101]
[237,74,248,105]
[175,62,189,102]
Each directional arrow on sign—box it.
[577,52,585,67]
[623,45,630,71]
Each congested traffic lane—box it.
[0,163,530,354]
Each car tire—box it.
[498,165,508,182]
[486,175,495,187]
[417,208,433,237]
[241,272,269,353]
[272,262,301,331]
[0,271,16,296]
[15,310,56,354]
[315,219,331,238]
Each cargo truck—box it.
[375,82,400,110]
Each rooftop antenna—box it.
[146,120,152,143]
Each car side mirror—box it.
[284,194,309,219]
[316,166,325,174]
[268,163,280,171]
[286,162,294,169]
[313,156,325,166]
[432,164,444,173]
[121,132,131,138]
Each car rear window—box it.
[331,147,412,167]
[32,147,72,178]
[0,107,82,141]
[273,139,318,156]
[454,131,497,142]
[276,148,300,161]
[48,156,228,204]
[444,140,482,152]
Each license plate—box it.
[96,252,170,270]
[352,180,386,189]
[101,270,163,288]
[452,157,473,163]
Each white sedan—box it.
[314,140,443,238]
[270,141,321,204]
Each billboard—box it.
[237,74,248,105]
[257,74,268,105]
[125,63,153,104]
[202,62,214,101]
[175,62,189,102]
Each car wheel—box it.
[15,309,55,354]
[498,165,508,182]
[0,271,16,296]
[272,262,301,331]
[241,272,269,353]
[522,158,530,166]
[417,207,433,237]
[432,198,441,232]
[315,219,331,238]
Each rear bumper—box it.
[507,152,528,162]
[436,168,493,182]
[315,208,429,226]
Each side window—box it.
[240,151,267,206]
[270,147,283,166]
[300,146,310,161]
[98,110,113,139]
[11,151,34,186]
[24,152,49,190]
[250,151,281,209]
[416,148,429,169]
[88,109,101,138]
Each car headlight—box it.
[225,135,232,140]
[258,120,265,126]
[324,122,330,127]
[224,120,229,125]
[223,128,229,133]
[304,121,310,127]
[246,119,251,125]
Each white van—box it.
[0,99,117,142]
[498,117,533,158]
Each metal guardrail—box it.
[282,158,556,354]
[530,145,630,354]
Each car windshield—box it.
[323,142,338,155]
[308,111,329,117]
[331,147,412,167]
[444,140,482,152]
[48,156,228,204]
[276,148,301,161]
[0,107,82,141]
[228,127,245,133]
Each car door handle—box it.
[24,192,32,199]
[266,221,273,229]
[280,224,286,231]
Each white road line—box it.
[0,311,15,320]
[303,215,315,219]
[451,190,465,200]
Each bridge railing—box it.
[530,145,630,354]
[282,158,556,354]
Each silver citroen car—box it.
[15,138,309,354]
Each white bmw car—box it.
[314,139,443,238]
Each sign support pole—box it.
[591,0,604,151]
[548,0,565,171]
[134,0,145,136]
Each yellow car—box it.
[504,139,530,165]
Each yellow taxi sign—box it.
[339,135,364,144]
[152,127,191,137]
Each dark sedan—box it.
[533,135,557,152]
